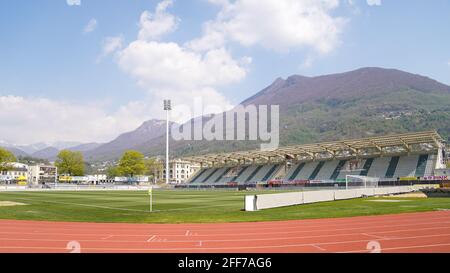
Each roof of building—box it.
[182,131,444,166]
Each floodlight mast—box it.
[164,100,172,184]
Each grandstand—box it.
[183,131,447,187]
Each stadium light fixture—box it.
[164,100,172,184]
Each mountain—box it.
[31,147,60,161]
[241,67,450,106]
[0,141,82,155]
[121,67,450,161]
[0,146,28,157]
[2,142,101,161]
[50,67,450,162]
[67,143,102,152]
[84,119,175,161]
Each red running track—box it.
[1,211,450,253]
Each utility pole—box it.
[164,100,171,184]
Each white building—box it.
[0,162,29,184]
[159,159,201,184]
[28,165,58,185]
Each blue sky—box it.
[1,0,450,145]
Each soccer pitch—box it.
[1,190,450,223]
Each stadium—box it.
[1,130,450,253]
[182,131,447,189]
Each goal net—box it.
[345,175,379,189]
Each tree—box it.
[55,150,85,176]
[145,158,163,182]
[17,155,49,165]
[0,147,17,172]
[117,150,146,177]
[106,166,121,178]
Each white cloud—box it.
[119,42,247,89]
[367,0,382,6]
[0,96,153,144]
[111,0,350,122]
[66,0,81,6]
[98,35,123,60]
[116,1,250,122]
[189,0,347,54]
[83,18,98,33]
[138,0,180,41]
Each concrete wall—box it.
[256,192,303,210]
[303,190,334,204]
[246,186,415,211]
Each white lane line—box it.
[0,223,450,242]
[0,211,449,233]
[2,240,450,253]
[311,244,327,251]
[2,213,449,235]
[361,233,389,240]
[2,219,450,239]
[1,231,449,248]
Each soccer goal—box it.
[345,175,380,189]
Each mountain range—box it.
[3,67,450,162]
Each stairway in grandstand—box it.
[214,167,231,183]
[216,166,248,184]
[309,161,325,180]
[261,165,280,181]
[385,156,400,178]
[236,165,258,184]
[245,165,264,183]
[330,160,347,180]
[391,155,416,178]
[189,168,208,183]
[367,157,391,178]
[314,160,340,181]
[286,163,305,181]
[360,158,374,176]
[415,154,429,177]
[201,168,219,183]
[424,154,437,176]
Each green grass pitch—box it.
[0,190,450,223]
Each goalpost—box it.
[345,175,380,189]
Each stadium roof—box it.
[182,131,445,166]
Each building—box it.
[183,131,448,186]
[0,162,29,184]
[158,159,201,184]
[28,165,58,185]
